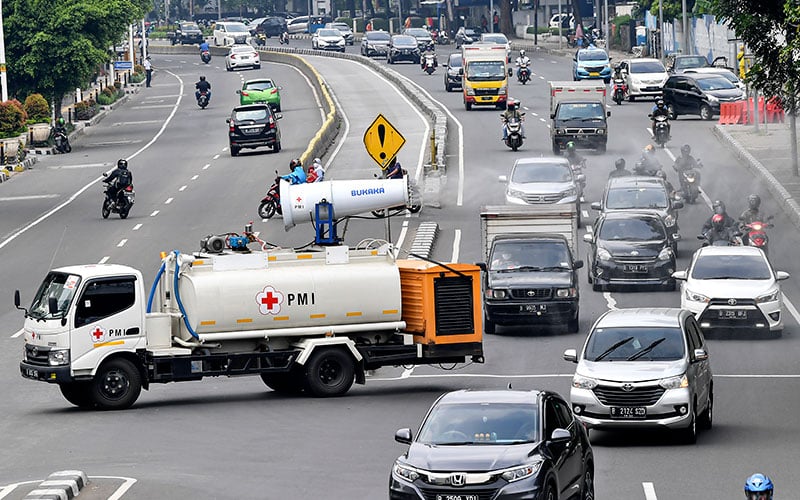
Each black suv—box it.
[663,73,745,120]
[387,35,420,64]
[257,17,287,37]
[227,104,282,157]
[171,22,204,45]
[443,52,463,92]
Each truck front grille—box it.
[510,288,552,299]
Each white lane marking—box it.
[451,228,461,263]
[99,476,138,500]
[538,75,545,79]
[212,154,220,160]
[782,292,800,325]
[539,117,546,122]
[150,210,159,217]
[531,112,538,117]
[401,367,414,378]
[582,210,589,219]
[523,106,529,110]
[603,291,618,309]
[99,256,110,264]
[131,104,176,109]
[396,220,409,250]
[0,70,184,252]
[165,198,173,204]
[11,329,24,338]
[643,482,658,500]
[580,196,585,203]
[700,190,713,208]
[117,239,127,247]
[203,164,210,170]
[132,224,142,231]
[664,148,676,162]
[586,225,593,234]
[110,120,163,126]
[371,372,574,381]
[191,175,199,180]
[179,185,187,191]
[46,162,109,170]
[0,194,59,201]
[645,127,653,136]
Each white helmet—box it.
[519,49,525,57]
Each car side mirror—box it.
[590,201,601,211]
[550,113,556,119]
[275,113,283,120]
[776,271,790,281]
[563,348,578,362]
[550,428,571,442]
[476,262,487,271]
[225,118,231,123]
[458,68,464,76]
[508,68,513,77]
[672,200,684,210]
[672,270,688,280]
[582,233,593,243]
[278,86,283,90]
[235,90,241,94]
[498,175,508,182]
[573,260,584,270]
[693,348,709,362]
[394,428,412,444]
[672,233,681,241]
[607,111,611,117]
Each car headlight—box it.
[507,188,526,199]
[706,94,719,103]
[572,374,597,389]
[757,289,780,303]
[596,247,612,261]
[561,187,576,198]
[485,288,509,299]
[498,86,507,95]
[685,289,709,303]
[556,128,565,134]
[393,462,420,483]
[596,128,605,135]
[556,288,576,298]
[658,247,673,261]
[48,348,70,366]
[501,461,542,483]
[659,373,689,390]
[664,214,676,227]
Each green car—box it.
[237,78,282,111]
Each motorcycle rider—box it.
[704,214,739,245]
[386,157,404,179]
[672,143,700,190]
[565,141,585,166]
[53,116,67,136]
[501,98,525,141]
[104,159,133,204]
[740,194,763,225]
[654,169,677,198]
[634,144,661,175]
[195,75,211,103]
[310,157,325,182]
[282,158,307,184]
[515,49,531,81]
[650,98,671,137]
[609,157,631,178]
[199,40,210,52]
[702,199,737,236]
[744,473,774,500]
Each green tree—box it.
[5,0,150,116]
[634,0,697,22]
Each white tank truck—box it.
[16,178,484,410]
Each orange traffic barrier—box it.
[766,97,785,123]
[738,100,749,124]
[718,102,734,124]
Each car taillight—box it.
[230,125,235,133]
[125,185,133,192]
[230,54,236,59]
[241,91,249,96]
[270,89,277,94]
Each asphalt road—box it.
[2,40,799,499]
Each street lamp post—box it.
[681,0,688,54]
[0,0,8,102]
[658,0,664,62]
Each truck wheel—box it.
[90,358,142,410]
[303,348,355,397]
[484,315,496,335]
[464,101,472,111]
[59,382,95,408]
[568,314,579,333]
[261,372,304,395]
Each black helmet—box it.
[117,159,128,170]
[615,158,626,169]
[713,199,726,214]
[200,75,206,81]
[748,194,761,210]
[289,158,301,171]
[681,144,691,155]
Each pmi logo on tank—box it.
[256,285,315,316]
[351,187,386,196]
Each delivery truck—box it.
[549,80,610,154]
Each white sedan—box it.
[311,28,346,52]
[618,58,669,100]
[673,246,789,337]
[225,44,261,71]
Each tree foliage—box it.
[634,0,697,22]
[711,0,800,111]
[5,0,150,112]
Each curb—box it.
[712,124,800,230]
[23,470,87,500]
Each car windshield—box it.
[180,23,199,30]
[448,54,463,67]
[393,36,416,46]
[244,81,274,91]
[418,402,540,445]
[29,272,81,320]
[630,61,666,73]
[317,29,340,37]
[226,24,248,33]
[606,187,668,209]
[405,28,430,37]
[466,60,506,81]
[556,102,606,121]
[691,254,773,280]
[331,23,350,31]
[367,32,390,41]
[511,162,572,183]
[234,108,268,121]
[490,241,571,271]
[579,50,608,61]
[598,217,666,241]
[584,326,685,361]
[696,76,735,90]
[482,34,508,44]
[675,56,708,69]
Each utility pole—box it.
[658,0,664,62]
[558,0,562,50]
[0,0,8,102]
[681,0,688,54]
[603,0,608,47]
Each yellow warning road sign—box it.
[363,114,406,169]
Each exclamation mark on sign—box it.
[377,124,386,160]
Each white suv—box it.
[673,246,789,337]
[213,22,249,46]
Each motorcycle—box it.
[53,129,71,154]
[697,230,741,247]
[197,90,209,109]
[279,31,290,45]
[502,114,525,152]
[741,215,774,254]
[258,174,283,219]
[434,29,449,45]
[569,158,587,190]
[612,77,627,105]
[651,114,670,148]
[677,161,702,204]
[200,50,211,64]
[254,33,267,46]
[517,65,531,85]
[101,175,135,220]
[422,52,437,75]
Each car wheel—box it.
[275,104,281,112]
[273,141,281,152]
[667,103,678,120]
[552,140,560,155]
[484,315,496,335]
[254,64,261,69]
[681,405,697,444]
[698,387,713,430]
[628,95,635,102]
[226,64,232,72]
[581,467,595,500]
[542,481,556,500]
[700,104,713,120]
[230,146,240,156]
[445,83,451,92]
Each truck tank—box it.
[172,248,403,340]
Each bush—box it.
[74,99,98,121]
[97,93,114,105]
[0,100,28,139]
[130,72,145,84]
[23,94,50,124]
[133,64,145,75]
[371,18,389,31]
[336,17,353,27]
[526,26,551,35]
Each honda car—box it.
[227,104,282,157]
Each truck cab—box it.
[461,45,512,111]
[549,81,610,154]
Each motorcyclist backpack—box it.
[117,169,132,187]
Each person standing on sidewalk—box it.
[144,56,152,88]
[492,11,500,33]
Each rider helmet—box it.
[289,158,301,170]
[117,159,128,170]
[711,213,724,230]
[681,144,691,155]
[519,49,525,57]
[748,194,761,210]
[713,199,726,215]
[57,117,65,126]
[507,99,517,111]
[615,158,626,169]
[199,75,206,81]
[566,141,576,153]
[744,473,774,500]
[656,98,665,108]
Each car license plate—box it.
[589,72,600,76]
[24,368,39,378]
[610,407,646,419]
[623,264,648,273]
[436,495,478,500]
[241,56,249,60]
[520,304,547,313]
[718,309,747,319]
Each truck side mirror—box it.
[573,260,584,269]
[14,290,20,308]
[476,262,487,271]
[507,68,513,77]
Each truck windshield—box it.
[28,272,81,320]
[466,61,506,81]
[490,241,571,271]
[556,102,605,121]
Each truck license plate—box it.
[610,407,646,419]
[520,304,547,313]
[623,264,648,273]
[436,495,478,500]
[25,368,39,378]
[718,309,747,319]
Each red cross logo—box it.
[256,286,284,315]
[296,196,302,203]
[92,326,106,343]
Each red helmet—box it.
[507,99,518,110]
[712,214,724,228]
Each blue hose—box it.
[146,260,167,314]
[172,250,200,340]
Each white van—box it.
[213,21,250,46]
[287,16,309,34]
